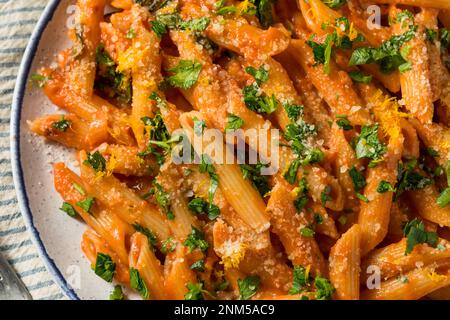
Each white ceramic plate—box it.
[11,0,124,300]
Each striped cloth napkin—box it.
[0,0,65,300]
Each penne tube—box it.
[266,179,328,276]
[362,0,450,10]
[79,150,171,242]
[329,224,361,300]
[68,0,106,96]
[361,261,450,300]
[361,238,450,283]
[164,243,197,299]
[129,232,168,299]
[29,114,108,150]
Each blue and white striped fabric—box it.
[0,0,65,300]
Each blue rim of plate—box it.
[10,0,80,300]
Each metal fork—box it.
[0,252,32,300]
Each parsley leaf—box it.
[336,115,353,130]
[193,117,206,136]
[199,155,219,212]
[152,181,174,220]
[349,26,417,74]
[190,259,205,272]
[238,276,260,300]
[245,65,269,85]
[60,202,77,218]
[187,197,220,220]
[243,83,278,114]
[349,166,366,192]
[95,44,131,103]
[149,91,167,108]
[321,0,347,9]
[440,28,450,48]
[284,104,304,122]
[52,116,71,132]
[161,237,176,254]
[293,177,309,211]
[130,267,149,299]
[76,197,94,214]
[437,161,450,208]
[321,186,332,206]
[315,276,335,300]
[185,282,205,300]
[377,180,395,193]
[355,124,387,164]
[225,113,244,131]
[289,265,310,295]
[132,223,157,249]
[403,219,438,255]
[167,60,202,89]
[240,162,271,197]
[94,253,115,282]
[395,161,433,200]
[300,226,315,238]
[348,70,372,84]
[31,73,51,88]
[184,226,209,253]
[109,285,125,300]
[83,151,106,172]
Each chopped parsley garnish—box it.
[314,213,324,225]
[294,177,309,211]
[377,180,395,193]
[243,83,278,114]
[238,276,260,300]
[193,117,206,137]
[52,116,71,132]
[354,124,387,165]
[109,285,125,300]
[425,28,437,41]
[199,155,219,212]
[95,44,131,103]
[185,282,206,300]
[307,17,360,74]
[284,104,304,122]
[184,226,209,253]
[356,192,369,203]
[190,259,205,272]
[76,197,94,214]
[130,267,149,299]
[315,276,335,300]
[161,237,176,254]
[321,0,347,9]
[166,60,202,89]
[349,166,366,192]
[437,161,450,208]
[440,28,450,48]
[83,151,106,172]
[60,202,77,218]
[348,70,372,84]
[320,185,332,206]
[300,226,315,238]
[395,160,433,200]
[149,91,167,108]
[152,181,174,220]
[72,182,85,195]
[126,28,136,39]
[349,25,417,74]
[31,73,51,88]
[240,162,271,197]
[151,14,210,38]
[225,113,244,131]
[336,115,353,130]
[403,219,438,255]
[94,253,115,282]
[188,197,220,220]
[245,65,269,85]
[289,265,310,295]
[132,223,157,249]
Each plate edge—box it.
[10,0,80,301]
